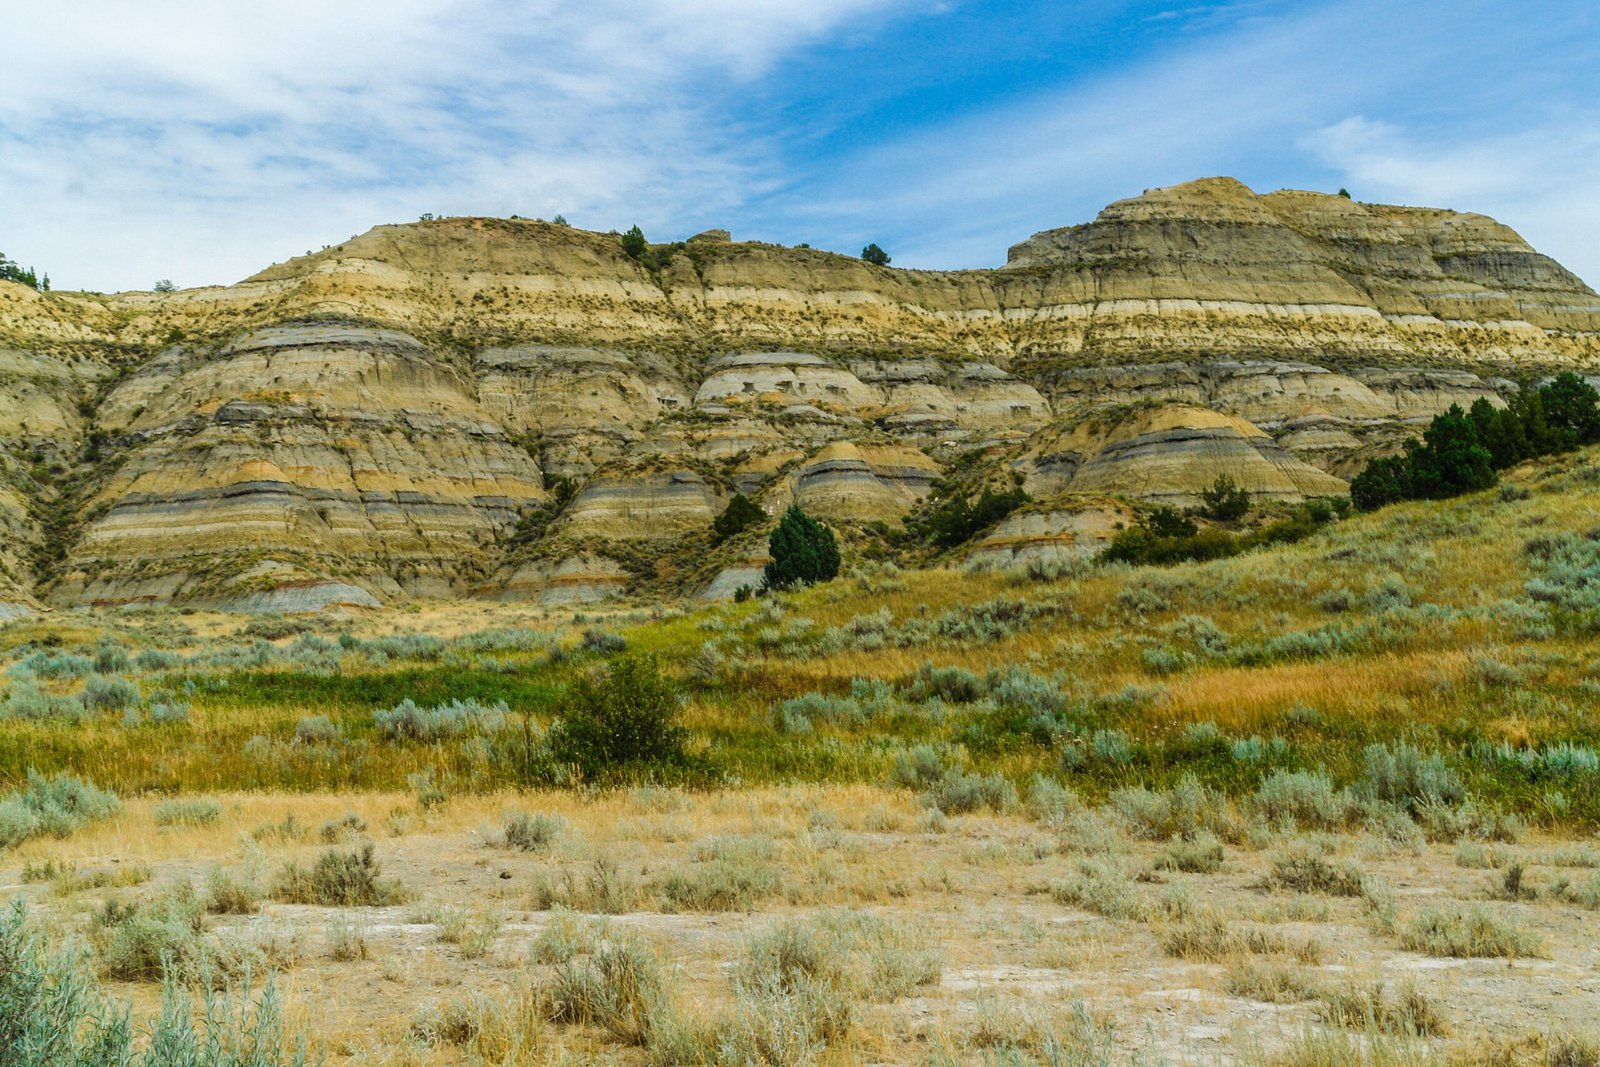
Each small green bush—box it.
[293,715,340,744]
[530,909,607,964]
[1199,475,1251,521]
[712,493,765,543]
[204,865,262,915]
[319,811,366,843]
[656,836,781,912]
[1110,775,1239,842]
[1156,832,1225,874]
[1051,860,1144,920]
[736,909,940,1003]
[927,770,1017,815]
[1253,770,1353,830]
[80,675,141,713]
[529,857,640,914]
[1356,742,1463,813]
[547,655,688,781]
[1,676,87,721]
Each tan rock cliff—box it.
[1,178,1594,608]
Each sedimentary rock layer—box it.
[0,177,1593,608]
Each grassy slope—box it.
[2,446,1599,825]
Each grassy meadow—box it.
[5,446,1600,1064]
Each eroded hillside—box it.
[1,177,1597,611]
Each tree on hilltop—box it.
[621,225,648,261]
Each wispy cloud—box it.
[1304,116,1600,287]
[0,0,911,290]
[1,0,1596,292]
[773,0,1600,288]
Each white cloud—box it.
[780,0,1600,290]
[2,0,1596,293]
[1304,116,1600,288]
[0,0,909,290]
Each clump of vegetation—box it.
[655,835,781,912]
[271,843,406,907]
[1160,909,1247,961]
[372,697,507,742]
[1198,474,1251,521]
[319,811,366,843]
[672,910,937,1063]
[1109,775,1240,843]
[1050,860,1145,920]
[1252,770,1353,830]
[1156,831,1225,873]
[153,797,222,828]
[293,715,340,744]
[423,904,505,959]
[1351,375,1600,510]
[1265,845,1365,896]
[763,505,840,591]
[500,811,564,852]
[906,478,1031,550]
[0,772,119,850]
[0,252,46,291]
[736,908,941,1003]
[1104,499,1337,566]
[547,654,688,782]
[544,931,664,1045]
[529,857,641,914]
[530,909,608,965]
[1224,959,1322,1003]
[95,883,207,981]
[1318,980,1450,1036]
[1356,742,1463,814]
[1,901,309,1065]
[1399,904,1543,958]
[619,225,648,262]
[580,627,626,654]
[712,492,765,544]
[204,864,262,915]
[888,744,1016,814]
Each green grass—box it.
[5,448,1600,829]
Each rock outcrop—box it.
[0,178,1595,609]
[962,503,1133,573]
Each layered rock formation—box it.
[0,178,1595,609]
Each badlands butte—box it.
[1,175,1598,614]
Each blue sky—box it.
[2,0,1597,292]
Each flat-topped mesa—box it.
[1,178,1597,612]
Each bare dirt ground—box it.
[10,787,1599,1064]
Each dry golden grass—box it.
[11,782,1600,1064]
